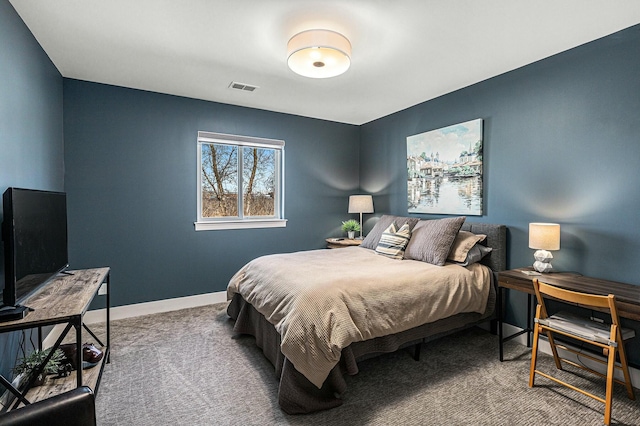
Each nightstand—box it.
[325,238,363,249]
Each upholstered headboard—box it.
[460,222,507,272]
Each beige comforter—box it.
[227,246,491,388]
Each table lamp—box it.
[348,195,374,239]
[529,223,560,273]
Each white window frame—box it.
[195,131,286,231]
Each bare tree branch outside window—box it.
[243,147,275,217]
[201,144,238,217]
[201,143,277,218]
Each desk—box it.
[0,268,110,410]
[497,267,640,361]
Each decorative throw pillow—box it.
[375,223,412,260]
[360,215,420,250]
[447,231,487,263]
[404,216,466,266]
[456,244,493,267]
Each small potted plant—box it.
[13,347,66,387]
[341,219,361,239]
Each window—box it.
[196,132,286,230]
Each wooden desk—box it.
[497,267,640,361]
[0,268,110,410]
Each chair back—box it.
[533,279,620,328]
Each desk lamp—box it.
[348,195,374,239]
[529,223,560,273]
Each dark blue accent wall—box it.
[0,2,64,190]
[360,24,640,365]
[0,0,63,385]
[63,80,360,307]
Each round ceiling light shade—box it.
[287,29,351,78]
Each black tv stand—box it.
[0,304,29,322]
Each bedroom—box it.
[1,0,640,423]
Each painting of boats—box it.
[407,119,483,215]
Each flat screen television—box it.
[1,188,68,317]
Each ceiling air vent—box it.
[229,81,259,92]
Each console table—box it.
[0,267,110,411]
[497,267,640,361]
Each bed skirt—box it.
[227,276,496,414]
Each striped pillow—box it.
[375,222,412,260]
[360,215,420,250]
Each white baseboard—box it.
[43,291,228,348]
[501,322,640,388]
[83,291,228,324]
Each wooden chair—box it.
[529,278,635,425]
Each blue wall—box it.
[63,80,360,307]
[0,0,63,386]
[360,24,640,364]
[0,0,63,192]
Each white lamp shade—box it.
[529,223,560,250]
[348,195,374,213]
[287,30,351,78]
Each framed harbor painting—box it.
[407,119,483,215]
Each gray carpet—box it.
[94,303,640,425]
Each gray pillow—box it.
[360,215,420,250]
[455,244,493,266]
[404,216,466,266]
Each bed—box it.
[226,217,506,414]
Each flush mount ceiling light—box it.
[287,29,351,78]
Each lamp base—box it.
[533,250,554,273]
[533,261,553,273]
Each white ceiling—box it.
[9,1,640,125]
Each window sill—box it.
[194,219,287,231]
